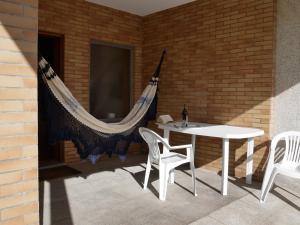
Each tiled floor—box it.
[39,155,300,225]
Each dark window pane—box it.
[90,43,131,120]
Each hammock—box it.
[38,50,166,163]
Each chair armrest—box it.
[157,138,169,144]
[169,144,193,150]
[169,144,194,160]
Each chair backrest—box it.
[139,127,169,163]
[272,131,300,164]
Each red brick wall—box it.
[0,0,39,224]
[38,0,143,163]
[143,0,276,179]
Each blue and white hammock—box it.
[38,50,165,163]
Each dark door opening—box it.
[38,32,64,168]
[90,42,132,122]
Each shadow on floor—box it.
[271,185,300,211]
[39,155,147,225]
[122,161,299,212]
[39,175,75,225]
[121,163,219,199]
[39,154,300,225]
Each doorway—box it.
[38,32,64,168]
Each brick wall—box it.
[0,0,39,224]
[143,0,276,179]
[38,0,143,163]
[38,0,276,178]
[0,0,277,223]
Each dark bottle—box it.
[182,104,188,127]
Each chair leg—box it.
[168,169,175,184]
[159,164,167,200]
[163,167,169,200]
[260,163,273,195]
[143,157,151,190]
[260,169,277,203]
[190,161,197,196]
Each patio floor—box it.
[39,155,300,225]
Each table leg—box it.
[163,129,170,141]
[246,137,254,184]
[163,129,170,155]
[191,135,196,158]
[222,138,229,196]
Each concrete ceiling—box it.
[86,0,196,16]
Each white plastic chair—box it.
[139,127,197,201]
[260,131,300,203]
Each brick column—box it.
[0,1,39,224]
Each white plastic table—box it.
[158,122,264,196]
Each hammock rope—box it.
[38,50,166,162]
